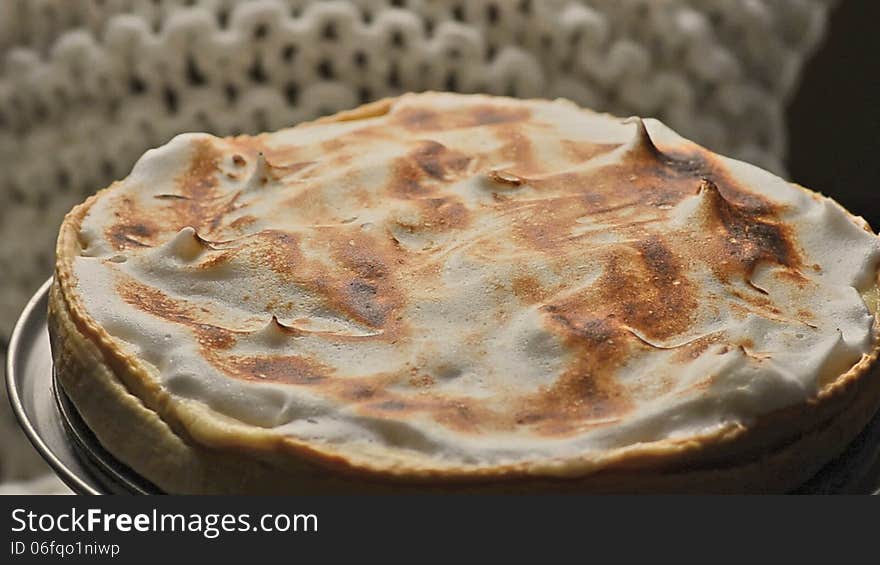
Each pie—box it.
[48,93,880,493]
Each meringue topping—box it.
[69,93,880,466]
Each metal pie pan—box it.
[6,279,880,494]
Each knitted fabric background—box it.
[0,0,834,493]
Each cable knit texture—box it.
[0,0,834,493]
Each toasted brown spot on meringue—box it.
[197,249,237,270]
[214,354,328,385]
[596,244,695,341]
[775,268,811,287]
[229,215,258,230]
[524,313,634,435]
[630,236,698,338]
[252,226,406,333]
[332,228,400,275]
[117,279,236,349]
[512,202,570,251]
[431,401,483,433]
[394,104,530,132]
[107,221,157,250]
[671,333,726,364]
[470,105,532,127]
[344,386,492,434]
[341,279,391,327]
[388,141,472,199]
[196,324,237,349]
[562,140,620,163]
[346,385,377,400]
[159,139,235,235]
[511,275,548,303]
[496,125,543,177]
[416,197,470,231]
[696,178,802,278]
[178,139,221,201]
[105,196,160,250]
[365,383,494,433]
[254,229,305,277]
[321,138,346,153]
[412,141,471,179]
[798,309,816,323]
[409,374,435,388]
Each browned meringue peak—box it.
[239,151,316,192]
[671,177,738,227]
[571,114,693,185]
[672,177,800,277]
[249,315,302,346]
[620,116,663,161]
[241,310,384,341]
[243,151,271,191]
[156,226,218,261]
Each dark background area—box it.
[788,0,878,228]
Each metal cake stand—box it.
[6,279,159,494]
[6,279,880,494]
